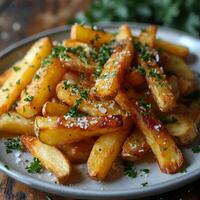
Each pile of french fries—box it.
[0,23,199,183]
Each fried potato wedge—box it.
[139,25,157,47]
[0,112,34,136]
[87,117,132,180]
[115,25,133,41]
[42,101,69,116]
[21,136,71,183]
[122,129,150,162]
[115,90,184,174]
[71,24,113,47]
[125,69,146,87]
[91,41,133,100]
[0,38,52,115]
[16,58,65,118]
[165,114,198,146]
[58,138,95,164]
[0,68,12,86]
[36,115,123,145]
[155,39,189,58]
[56,80,125,116]
[162,52,195,81]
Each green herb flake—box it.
[141,182,148,187]
[140,168,150,174]
[48,85,51,92]
[16,79,20,85]
[46,194,53,200]
[148,68,162,81]
[136,65,146,76]
[13,66,20,72]
[4,137,22,153]
[4,164,9,170]
[124,164,137,178]
[24,95,34,102]
[63,80,71,89]
[34,74,40,80]
[137,98,152,116]
[80,89,89,99]
[26,157,42,173]
[192,145,200,153]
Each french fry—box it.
[115,90,184,174]
[137,28,176,112]
[42,101,69,116]
[125,69,146,87]
[139,25,157,47]
[71,24,113,47]
[0,112,34,136]
[58,138,95,164]
[155,39,189,58]
[90,41,133,100]
[21,136,71,183]
[115,25,133,41]
[16,58,65,118]
[56,80,125,116]
[121,129,150,161]
[36,115,123,145]
[162,52,195,81]
[165,114,198,145]
[87,117,132,180]
[0,68,12,86]
[0,38,52,115]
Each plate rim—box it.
[0,22,200,199]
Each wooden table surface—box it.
[0,1,200,199]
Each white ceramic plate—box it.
[0,23,200,200]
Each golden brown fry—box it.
[16,58,65,118]
[162,52,195,81]
[122,129,150,162]
[87,117,132,180]
[56,80,125,116]
[0,68,12,86]
[166,114,198,145]
[0,112,34,136]
[125,69,146,87]
[115,25,133,41]
[71,24,113,47]
[42,101,69,116]
[0,38,52,115]
[36,115,123,145]
[21,136,71,183]
[155,39,189,58]
[90,41,133,100]
[115,90,184,174]
[139,25,157,47]
[58,138,95,164]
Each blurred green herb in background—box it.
[72,0,200,36]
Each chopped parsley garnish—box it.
[134,42,153,61]
[160,116,177,124]
[192,145,200,153]
[66,89,89,117]
[94,42,113,78]
[26,157,42,173]
[46,194,53,200]
[140,168,150,174]
[148,68,162,81]
[4,164,9,170]
[4,137,22,153]
[124,164,137,178]
[13,66,20,72]
[34,74,40,80]
[136,65,146,76]
[137,98,152,116]
[16,79,20,85]
[63,80,71,89]
[2,88,9,92]
[180,168,187,173]
[24,95,34,102]
[141,182,148,187]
